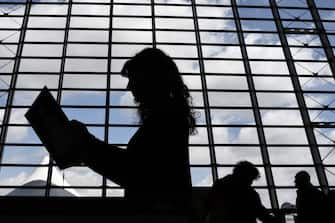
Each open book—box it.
[25,86,75,170]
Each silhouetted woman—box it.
[70,48,195,209]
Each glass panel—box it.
[156,31,196,43]
[260,110,303,126]
[72,4,110,15]
[257,93,298,107]
[156,5,192,16]
[1,146,48,165]
[65,59,107,72]
[25,30,65,42]
[114,5,150,16]
[63,108,105,124]
[272,167,319,186]
[202,46,242,59]
[113,17,151,29]
[30,4,68,15]
[198,19,235,30]
[204,60,245,73]
[22,44,63,57]
[109,108,140,124]
[208,92,251,106]
[268,147,314,164]
[19,59,61,72]
[253,77,293,90]
[16,75,59,89]
[197,6,233,18]
[63,74,106,89]
[215,147,262,164]
[250,61,289,74]
[213,127,259,144]
[264,128,308,145]
[109,127,138,144]
[238,8,273,19]
[71,17,109,28]
[69,30,108,42]
[237,0,269,6]
[211,109,255,124]
[113,31,152,43]
[247,47,285,59]
[206,76,248,90]
[189,147,211,165]
[244,33,281,45]
[200,31,239,44]
[28,17,66,28]
[241,20,277,31]
[67,44,108,57]
[191,167,213,186]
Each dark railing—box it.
[0,196,298,223]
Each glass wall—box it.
[0,0,335,211]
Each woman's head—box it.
[121,48,196,134]
[122,48,181,102]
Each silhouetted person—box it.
[294,171,328,223]
[68,48,195,210]
[205,161,277,223]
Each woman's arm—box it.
[70,120,129,187]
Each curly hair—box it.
[121,48,196,135]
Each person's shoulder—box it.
[298,186,324,199]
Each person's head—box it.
[232,161,260,186]
[294,171,311,189]
[121,48,196,134]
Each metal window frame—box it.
[0,0,334,210]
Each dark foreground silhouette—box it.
[68,48,195,210]
[205,161,278,223]
[294,171,329,223]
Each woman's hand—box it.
[63,120,91,167]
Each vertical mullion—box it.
[0,0,31,166]
[307,0,335,78]
[270,0,329,193]
[151,0,156,48]
[191,0,218,182]
[103,0,114,198]
[231,0,279,209]
[45,0,72,197]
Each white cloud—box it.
[0,171,28,187]
[189,127,208,144]
[195,174,213,187]
[5,109,30,142]
[0,109,4,122]
[208,92,251,107]
[261,110,303,125]
[257,92,298,107]
[62,74,107,89]
[211,109,254,125]
[0,172,28,195]
[156,5,192,17]
[16,75,59,89]
[247,46,285,59]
